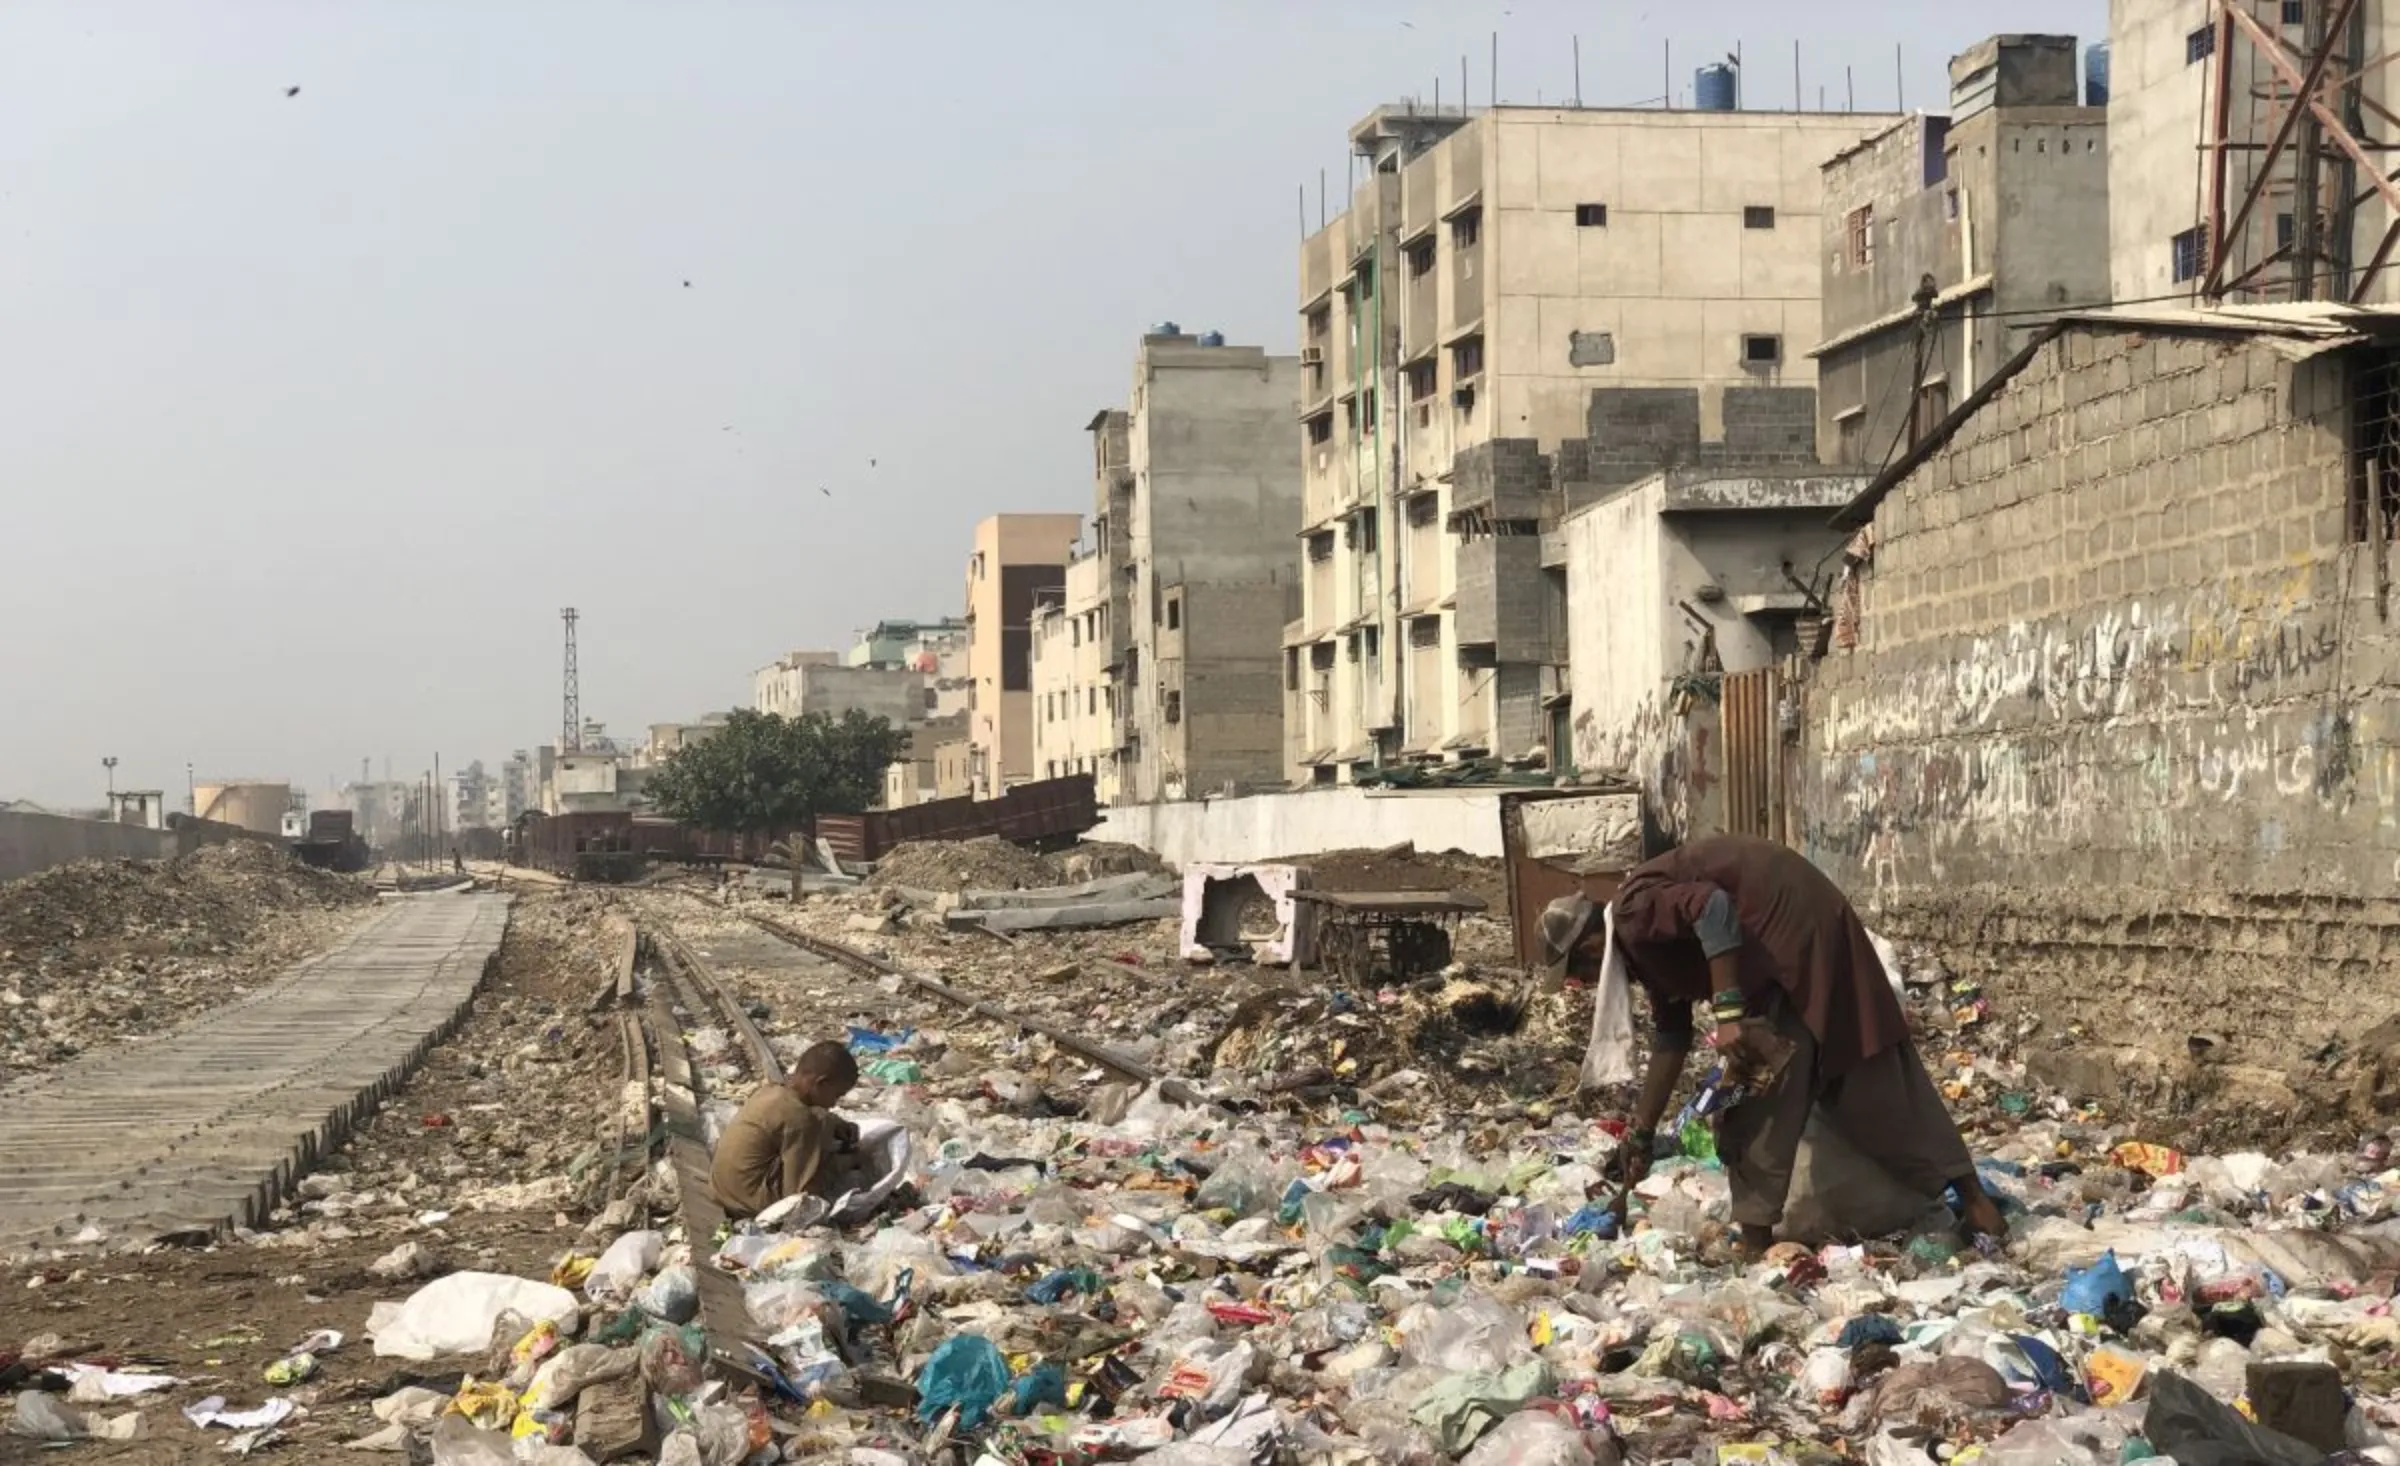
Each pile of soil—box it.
[1282,842,1509,912]
[0,841,375,1081]
[865,836,1063,893]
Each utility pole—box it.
[102,756,117,798]
[1908,273,1940,449]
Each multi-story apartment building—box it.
[964,513,1082,798]
[1030,553,1118,798]
[1029,332,1302,803]
[1815,35,2109,463]
[751,652,923,726]
[1284,100,1902,785]
[2109,0,2400,306]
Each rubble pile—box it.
[865,837,1064,894]
[0,840,374,1080]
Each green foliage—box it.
[646,708,906,835]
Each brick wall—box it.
[1586,387,1823,490]
[1802,324,2400,1084]
[1451,439,1548,520]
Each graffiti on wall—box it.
[1822,570,2333,749]
[1807,564,2380,895]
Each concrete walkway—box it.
[0,894,509,1254]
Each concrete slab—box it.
[0,895,509,1254]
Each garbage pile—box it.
[0,840,374,1079]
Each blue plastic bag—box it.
[916,1334,1010,1430]
[2061,1250,2133,1316]
[1009,1361,1068,1414]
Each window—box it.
[1164,691,1181,725]
[1574,203,1608,227]
[1087,687,1097,714]
[1743,206,1776,230]
[1743,334,1783,365]
[1945,188,1960,222]
[1408,617,1441,648]
[1285,647,1300,692]
[1407,359,1437,401]
[2187,25,2215,64]
[1357,507,1380,554]
[1306,529,1336,563]
[1362,626,1380,659]
[1307,411,1333,445]
[1452,335,1485,379]
[2279,213,2297,251]
[1165,596,1180,631]
[1070,619,1080,647]
[1918,378,1951,426]
[1407,492,1440,527]
[1405,237,1435,278]
[2348,348,2400,542]
[1307,305,1330,341]
[1846,205,1874,268]
[2283,0,2304,23]
[1450,207,1481,248]
[1835,413,1865,466]
[1310,641,1336,671]
[2172,226,2206,283]
[1356,262,1376,300]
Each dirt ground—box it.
[0,886,631,1464]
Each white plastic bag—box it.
[754,1116,914,1229]
[1578,905,1635,1088]
[1459,1409,1605,1466]
[584,1230,663,1301]
[369,1272,580,1360]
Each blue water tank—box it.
[1198,330,1226,347]
[1150,320,1182,337]
[2085,43,2110,106]
[1695,63,1738,111]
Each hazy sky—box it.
[0,0,2103,807]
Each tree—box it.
[646,707,906,839]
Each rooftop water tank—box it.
[1695,63,1738,112]
[2084,43,2110,106]
[1150,320,1181,337]
[1198,330,1225,347]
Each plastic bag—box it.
[369,1272,581,1360]
[2144,1368,2322,1466]
[914,1334,1010,1431]
[640,1324,708,1400]
[9,1392,88,1440]
[2061,1251,2133,1316]
[1459,1409,1604,1466]
[641,1265,700,1324]
[1400,1294,1532,1373]
[584,1230,664,1301]
[522,1344,640,1413]
[1195,1154,1275,1217]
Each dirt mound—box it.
[1280,843,1508,912]
[865,836,1062,894]
[1059,840,1174,882]
[0,840,375,1080]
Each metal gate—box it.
[1721,667,1784,843]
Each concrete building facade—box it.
[1802,306,2400,1095]
[847,618,971,720]
[964,513,1082,798]
[1563,468,1865,783]
[1814,36,2109,464]
[1031,553,1119,799]
[1284,102,1902,786]
[751,654,924,727]
[2108,0,2400,306]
